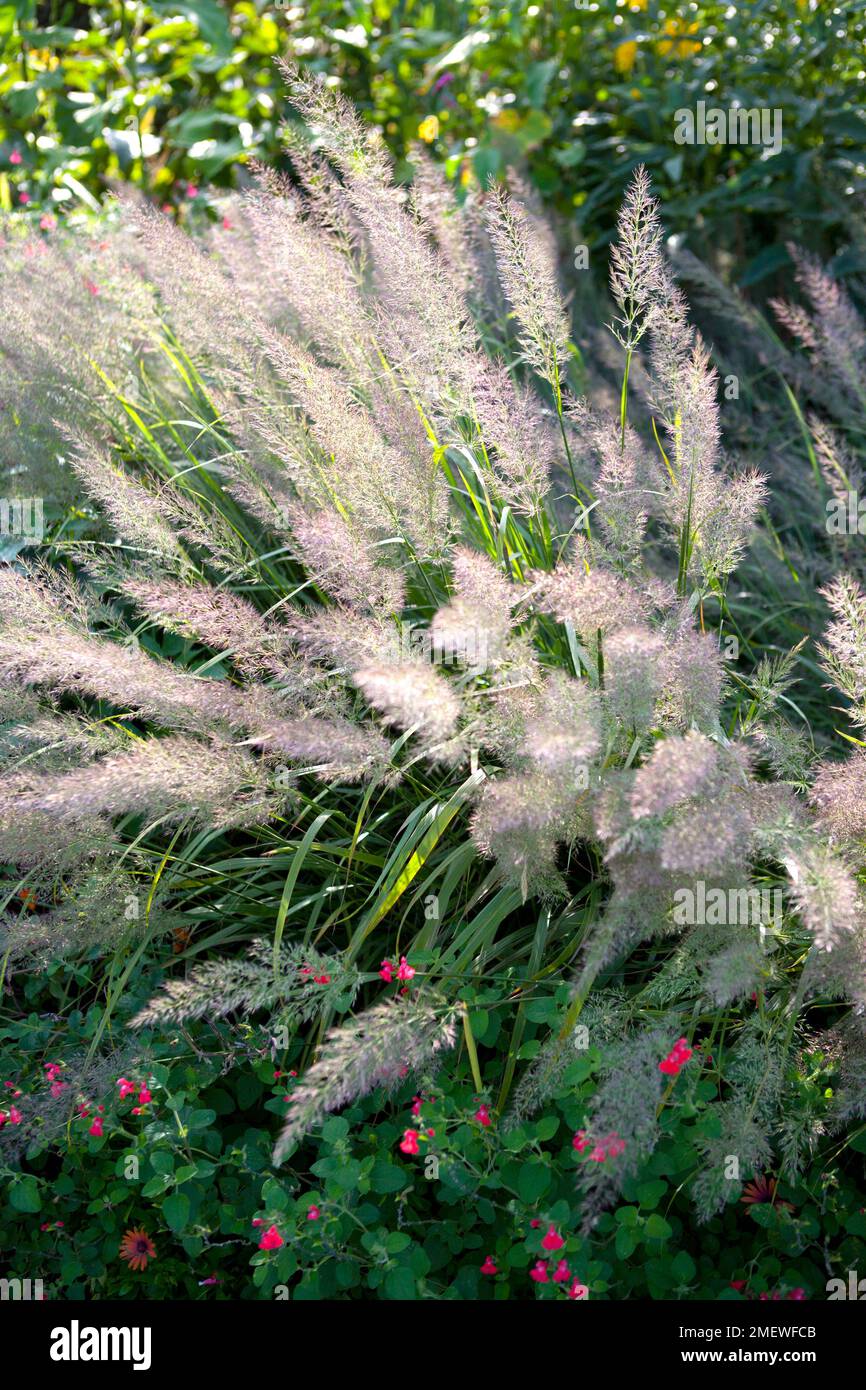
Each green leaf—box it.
[644,1213,673,1241]
[9,1175,41,1213]
[518,1160,551,1204]
[163,1192,190,1232]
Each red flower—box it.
[119,1228,156,1271]
[529,1260,549,1283]
[480,1256,498,1275]
[88,1117,103,1137]
[396,956,415,982]
[258,1225,283,1251]
[541,1226,564,1252]
[379,960,394,982]
[399,1129,420,1155]
[552,1259,571,1283]
[307,1205,320,1221]
[474,1104,491,1127]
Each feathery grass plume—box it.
[0,863,168,965]
[62,432,187,563]
[262,334,451,561]
[603,625,666,737]
[817,573,866,725]
[691,1100,775,1224]
[116,575,293,678]
[273,995,459,1162]
[0,1046,151,1163]
[131,939,361,1029]
[286,502,406,613]
[470,769,581,901]
[0,568,279,736]
[484,183,571,390]
[771,245,866,411]
[353,663,461,746]
[609,167,665,357]
[472,359,557,515]
[429,546,531,679]
[278,60,478,417]
[810,752,866,845]
[249,715,393,784]
[576,1023,668,1229]
[782,837,863,953]
[5,736,282,831]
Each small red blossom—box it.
[138,1086,152,1105]
[314,973,330,985]
[552,1259,571,1283]
[474,1104,491,1127]
[258,1225,283,1251]
[541,1225,565,1252]
[9,150,22,165]
[307,1205,320,1221]
[396,956,415,982]
[529,1260,549,1284]
[399,1129,420,1155]
[88,1117,103,1137]
[379,959,394,982]
[480,1256,498,1275]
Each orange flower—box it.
[657,19,701,58]
[740,1175,793,1211]
[119,1227,157,1271]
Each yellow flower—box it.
[657,19,701,58]
[630,0,650,8]
[417,115,440,143]
[614,39,638,75]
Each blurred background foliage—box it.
[1,0,865,280]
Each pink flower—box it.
[659,1057,681,1076]
[138,1087,152,1105]
[185,183,199,198]
[552,1259,571,1283]
[396,956,415,982]
[199,1275,220,1286]
[39,214,56,231]
[787,1287,806,1301]
[411,1095,423,1116]
[84,278,99,296]
[8,1106,23,1125]
[379,960,393,982]
[18,191,30,204]
[568,1280,589,1300]
[530,1219,541,1229]
[50,1081,66,1098]
[474,1104,491,1127]
[88,1117,103,1137]
[258,1225,283,1251]
[399,1129,420,1155]
[251,1218,264,1227]
[117,1078,135,1098]
[606,1133,626,1158]
[541,1226,564,1252]
[307,1205,320,1221]
[589,1144,608,1162]
[314,974,330,985]
[480,1256,498,1275]
[9,150,22,165]
[529,1260,549,1283]
[221,216,232,230]
[44,1063,62,1081]
[572,1129,590,1153]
